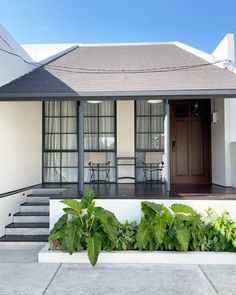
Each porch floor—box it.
[38,183,236,200]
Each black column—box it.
[78,101,84,196]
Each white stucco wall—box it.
[116,101,135,183]
[50,199,236,230]
[0,102,42,194]
[0,25,35,87]
[211,99,226,186]
[0,190,29,237]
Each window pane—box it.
[61,168,78,182]
[44,101,60,116]
[62,152,78,167]
[84,118,98,133]
[61,134,77,150]
[84,134,98,149]
[84,102,98,116]
[99,101,114,116]
[151,134,164,149]
[151,101,164,115]
[136,134,150,149]
[61,101,77,116]
[99,117,114,133]
[45,118,60,133]
[136,117,150,132]
[175,103,189,117]
[151,117,164,132]
[99,134,115,149]
[44,152,60,167]
[136,101,150,115]
[44,134,60,150]
[43,168,60,182]
[61,118,77,133]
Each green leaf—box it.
[141,202,163,217]
[62,199,82,214]
[136,220,150,250]
[87,233,102,266]
[81,187,95,209]
[154,215,166,244]
[176,228,190,252]
[49,214,67,234]
[64,220,80,254]
[171,204,196,215]
[48,229,65,241]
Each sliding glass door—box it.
[135,100,165,182]
[43,100,116,184]
[43,101,78,183]
[84,101,116,182]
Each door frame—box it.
[169,99,212,184]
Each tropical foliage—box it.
[48,188,236,266]
[49,187,120,266]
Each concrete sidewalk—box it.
[0,249,235,295]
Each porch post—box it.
[78,101,84,196]
[164,99,171,193]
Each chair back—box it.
[145,152,163,164]
[88,152,107,164]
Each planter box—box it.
[38,243,236,265]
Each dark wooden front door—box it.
[170,100,211,184]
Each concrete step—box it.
[21,202,49,213]
[0,235,48,244]
[14,212,49,223]
[27,194,50,203]
[6,223,49,236]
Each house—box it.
[0,25,236,243]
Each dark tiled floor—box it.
[37,183,236,200]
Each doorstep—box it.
[38,243,236,265]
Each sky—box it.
[1,0,236,53]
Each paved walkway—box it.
[0,249,235,295]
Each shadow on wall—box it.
[231,142,236,188]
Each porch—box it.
[37,183,236,200]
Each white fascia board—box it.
[78,41,175,47]
[174,41,227,69]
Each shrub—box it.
[49,189,236,266]
[49,187,120,266]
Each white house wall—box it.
[0,25,35,87]
[0,102,42,194]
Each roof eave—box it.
[0,89,236,101]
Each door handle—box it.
[172,140,176,152]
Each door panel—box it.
[171,100,211,184]
[175,120,189,176]
[190,120,204,176]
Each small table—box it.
[116,156,137,182]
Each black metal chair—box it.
[143,152,164,183]
[88,152,111,183]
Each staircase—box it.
[0,193,49,243]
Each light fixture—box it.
[87,100,102,104]
[147,99,163,104]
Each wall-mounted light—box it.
[87,100,102,104]
[147,99,163,104]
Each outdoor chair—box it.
[88,152,111,183]
[143,152,164,182]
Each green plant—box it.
[205,208,236,252]
[48,187,120,266]
[136,202,207,252]
[115,221,138,250]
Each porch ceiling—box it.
[1,43,236,100]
